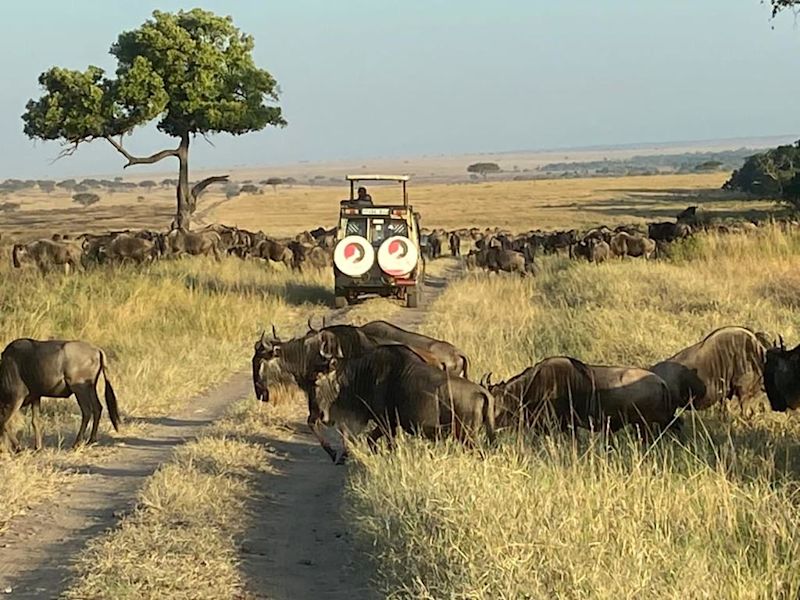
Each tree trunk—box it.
[175,133,191,230]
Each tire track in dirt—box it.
[238,266,457,600]
[0,375,252,598]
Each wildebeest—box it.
[650,326,766,411]
[487,357,596,431]
[255,238,293,268]
[589,365,679,434]
[358,320,470,378]
[648,222,692,243]
[609,232,657,259]
[12,239,83,274]
[163,229,222,260]
[102,233,159,264]
[471,246,529,276]
[0,339,121,451]
[313,345,495,462]
[763,337,800,412]
[488,358,678,436]
[449,232,461,257]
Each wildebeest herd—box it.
[4,204,775,278]
[6,223,338,274]
[249,317,799,464]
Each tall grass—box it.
[346,225,800,599]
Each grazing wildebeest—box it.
[0,339,121,451]
[763,337,800,412]
[103,233,159,265]
[487,357,596,431]
[358,320,470,379]
[589,365,679,435]
[255,238,293,268]
[473,246,528,276]
[164,229,222,260]
[12,239,83,274]
[313,345,495,462]
[650,326,766,412]
[609,232,657,259]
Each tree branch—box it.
[104,135,179,169]
[191,175,229,201]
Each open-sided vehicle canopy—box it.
[345,174,410,206]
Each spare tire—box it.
[377,236,419,277]
[333,236,375,277]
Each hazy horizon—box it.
[1,1,799,180]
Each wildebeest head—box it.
[764,337,800,412]
[252,326,282,402]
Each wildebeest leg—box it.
[86,384,104,444]
[72,387,94,448]
[29,396,43,451]
[308,415,338,462]
[1,394,25,453]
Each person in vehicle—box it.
[355,186,373,206]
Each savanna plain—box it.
[2,171,800,599]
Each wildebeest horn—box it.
[780,335,786,351]
[272,324,280,341]
[322,315,328,328]
[259,329,268,346]
[307,317,320,333]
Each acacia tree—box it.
[770,1,799,16]
[22,9,285,229]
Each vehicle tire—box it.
[406,287,419,308]
[334,295,348,309]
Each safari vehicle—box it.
[333,175,424,308]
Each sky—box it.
[1,0,799,179]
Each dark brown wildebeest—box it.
[609,232,657,259]
[588,365,679,435]
[12,239,83,274]
[763,337,800,412]
[449,232,461,257]
[648,222,692,243]
[0,339,121,451]
[163,229,221,260]
[650,326,766,412]
[487,356,596,431]
[359,320,470,379]
[313,345,495,462]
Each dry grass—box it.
[63,395,297,600]
[0,255,330,529]
[345,226,800,599]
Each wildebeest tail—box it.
[482,390,496,443]
[99,349,121,431]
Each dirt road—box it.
[0,264,454,598]
[239,267,452,599]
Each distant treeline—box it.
[537,148,757,177]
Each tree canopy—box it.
[723,141,800,207]
[769,1,799,17]
[467,162,501,178]
[22,9,285,229]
